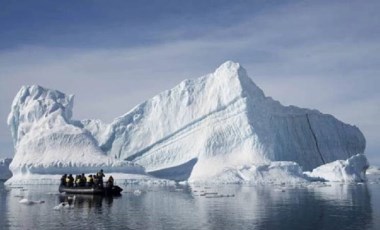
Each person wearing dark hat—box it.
[96,169,105,188]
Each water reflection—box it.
[0,183,10,228]
[58,194,114,209]
[187,184,373,230]
[0,182,376,230]
[248,184,373,230]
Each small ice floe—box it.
[205,195,223,198]
[200,192,218,196]
[53,202,74,210]
[133,189,142,196]
[199,192,235,198]
[274,188,286,192]
[19,198,45,205]
[46,192,60,195]
[205,194,235,198]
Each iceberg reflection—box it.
[0,183,374,230]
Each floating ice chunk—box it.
[305,154,369,182]
[53,202,73,210]
[53,202,65,210]
[19,198,44,205]
[366,166,380,175]
[133,189,142,196]
[19,198,31,204]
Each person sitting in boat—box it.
[97,169,105,179]
[96,169,105,188]
[86,174,94,187]
[79,173,86,186]
[75,175,81,187]
[67,174,74,187]
[106,176,114,188]
[60,174,67,186]
[93,175,98,186]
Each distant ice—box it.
[0,158,12,180]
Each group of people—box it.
[60,169,114,188]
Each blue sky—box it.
[0,0,379,165]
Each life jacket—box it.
[87,176,93,183]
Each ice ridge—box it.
[7,61,366,182]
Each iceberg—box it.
[305,154,369,182]
[7,85,145,178]
[188,154,369,184]
[6,61,367,184]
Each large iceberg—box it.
[6,61,366,183]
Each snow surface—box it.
[4,155,369,185]
[366,166,380,175]
[188,161,309,184]
[6,61,367,184]
[305,154,369,182]
[188,154,369,184]
[7,85,145,178]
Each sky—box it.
[0,0,379,165]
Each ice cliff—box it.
[7,85,144,176]
[7,61,366,183]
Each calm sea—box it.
[0,181,379,230]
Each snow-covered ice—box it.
[19,198,45,205]
[189,161,309,184]
[5,61,367,185]
[305,154,369,182]
[53,202,74,210]
[189,154,369,184]
[7,85,145,180]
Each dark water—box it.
[0,182,379,230]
